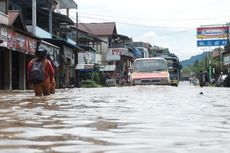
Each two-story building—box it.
[0,0,8,90]
[1,1,41,90]
[7,0,87,88]
[78,22,134,79]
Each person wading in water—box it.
[27,48,54,96]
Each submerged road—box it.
[0,82,230,153]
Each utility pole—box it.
[75,5,79,87]
[32,0,36,35]
[76,11,78,43]
[49,5,53,34]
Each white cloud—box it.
[136,32,158,43]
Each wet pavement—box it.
[0,82,230,153]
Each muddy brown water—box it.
[0,82,230,153]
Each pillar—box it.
[4,50,12,90]
[19,53,26,90]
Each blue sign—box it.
[197,39,229,47]
[132,48,144,58]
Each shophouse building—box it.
[1,1,41,90]
[78,22,134,79]
[0,0,9,90]
[7,0,93,88]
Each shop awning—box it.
[75,64,95,71]
[132,47,143,58]
[99,65,116,71]
[43,38,84,51]
[78,44,96,52]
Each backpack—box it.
[30,59,46,84]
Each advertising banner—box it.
[197,26,229,39]
[197,39,229,47]
[7,29,37,54]
[106,48,134,61]
[111,48,134,57]
[26,37,37,55]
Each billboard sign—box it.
[197,39,229,47]
[197,26,229,39]
[7,29,37,55]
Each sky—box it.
[71,0,230,61]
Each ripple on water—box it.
[0,84,230,152]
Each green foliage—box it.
[80,80,99,88]
[181,58,205,75]
[182,47,225,77]
[93,71,100,84]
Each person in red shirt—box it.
[46,53,59,94]
[27,48,54,96]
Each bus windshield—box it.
[133,59,167,72]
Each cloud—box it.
[136,31,158,43]
[75,0,230,60]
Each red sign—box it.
[26,37,37,54]
[8,30,26,51]
[7,29,37,55]
[197,26,229,39]
[112,48,126,55]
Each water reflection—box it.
[0,82,230,152]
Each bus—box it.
[131,57,170,85]
[164,56,181,86]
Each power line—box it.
[78,11,230,22]
[78,15,196,29]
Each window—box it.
[0,0,7,14]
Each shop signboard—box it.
[197,26,229,39]
[26,37,37,55]
[197,39,229,47]
[0,26,7,47]
[111,48,134,57]
[7,29,37,54]
[106,49,121,61]
[7,29,26,51]
[40,41,60,62]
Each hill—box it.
[180,52,208,68]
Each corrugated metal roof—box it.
[78,22,117,36]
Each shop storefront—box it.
[106,48,134,79]
[1,26,37,90]
[44,39,81,87]
[0,25,8,89]
[8,28,37,90]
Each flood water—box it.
[0,82,230,153]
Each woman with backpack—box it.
[27,48,54,96]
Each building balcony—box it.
[0,12,8,25]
